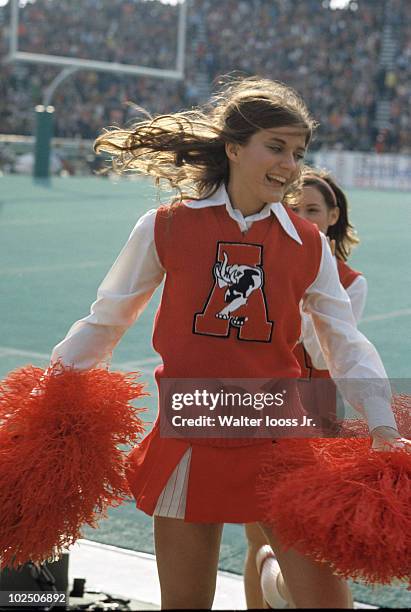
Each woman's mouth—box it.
[266,174,286,188]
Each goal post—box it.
[6,0,188,80]
[5,0,188,179]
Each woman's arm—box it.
[346,275,368,322]
[301,274,368,370]
[302,234,396,433]
[51,209,164,369]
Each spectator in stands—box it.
[1,0,409,153]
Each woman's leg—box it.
[243,522,270,608]
[154,516,223,610]
[259,522,353,609]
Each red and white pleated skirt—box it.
[126,421,274,523]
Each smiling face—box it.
[291,184,340,234]
[225,126,307,216]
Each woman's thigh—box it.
[245,522,269,551]
[258,522,353,609]
[154,516,223,610]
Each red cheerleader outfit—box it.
[50,184,396,523]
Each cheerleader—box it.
[244,167,365,609]
[292,168,367,383]
[45,77,408,609]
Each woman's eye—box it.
[294,153,305,161]
[268,145,282,152]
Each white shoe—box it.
[256,545,289,609]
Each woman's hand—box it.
[371,425,411,452]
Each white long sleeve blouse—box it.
[301,274,368,371]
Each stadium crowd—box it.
[0,0,410,153]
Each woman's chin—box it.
[264,185,283,202]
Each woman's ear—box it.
[225,142,239,162]
[328,206,340,227]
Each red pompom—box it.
[259,436,411,585]
[0,363,147,569]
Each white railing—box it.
[314,150,411,191]
[0,134,97,175]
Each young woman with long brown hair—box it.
[50,77,407,609]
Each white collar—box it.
[185,184,302,244]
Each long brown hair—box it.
[94,76,317,202]
[301,167,359,261]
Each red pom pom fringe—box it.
[0,363,147,569]
[258,398,411,585]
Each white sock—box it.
[260,556,289,609]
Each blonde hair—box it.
[94,76,317,203]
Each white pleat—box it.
[154,448,192,519]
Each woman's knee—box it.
[154,517,223,609]
[258,522,352,609]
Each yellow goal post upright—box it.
[4,0,188,179]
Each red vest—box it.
[153,203,322,381]
[337,259,362,291]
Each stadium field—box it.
[1,175,410,608]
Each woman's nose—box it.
[279,152,298,173]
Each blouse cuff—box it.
[364,397,398,432]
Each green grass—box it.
[1,176,410,608]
